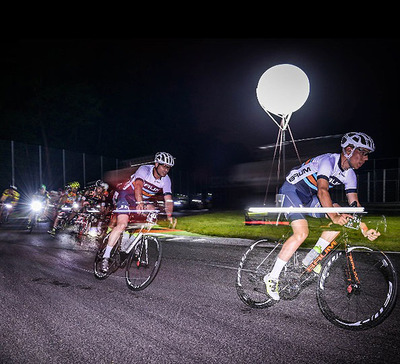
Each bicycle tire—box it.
[93,233,121,279]
[236,239,282,308]
[125,235,162,291]
[317,246,398,330]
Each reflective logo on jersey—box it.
[287,159,316,187]
[285,153,357,194]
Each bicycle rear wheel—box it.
[125,235,162,291]
[317,246,398,330]
[236,239,282,308]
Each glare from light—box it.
[30,200,44,212]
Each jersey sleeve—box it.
[132,166,147,182]
[162,176,172,195]
[343,169,358,193]
[316,155,334,182]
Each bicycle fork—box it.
[345,251,361,295]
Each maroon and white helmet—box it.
[154,152,175,167]
[341,132,375,152]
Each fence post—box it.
[398,158,400,201]
[39,145,42,186]
[83,153,86,187]
[373,159,376,202]
[383,169,386,203]
[11,140,15,187]
[62,149,66,187]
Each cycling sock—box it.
[103,245,113,259]
[270,257,287,280]
[315,237,330,252]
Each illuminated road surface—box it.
[0,218,399,363]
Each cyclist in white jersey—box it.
[100,152,175,272]
[264,132,381,301]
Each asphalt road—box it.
[0,218,399,364]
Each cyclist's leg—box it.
[264,183,310,300]
[320,230,340,242]
[278,219,309,262]
[104,214,129,255]
[308,195,340,253]
[275,183,310,263]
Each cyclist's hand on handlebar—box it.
[362,228,381,241]
[136,202,145,214]
[168,216,177,229]
[331,213,353,226]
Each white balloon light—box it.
[256,64,310,117]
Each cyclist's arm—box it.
[134,179,145,211]
[163,193,176,227]
[346,192,380,241]
[359,221,380,241]
[164,193,173,217]
[317,178,352,225]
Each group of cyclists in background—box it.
[0,152,176,247]
[0,179,113,237]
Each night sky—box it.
[0,38,398,179]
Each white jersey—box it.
[122,164,172,200]
[285,153,358,195]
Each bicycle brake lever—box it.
[376,215,387,234]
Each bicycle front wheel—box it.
[125,235,162,291]
[236,239,282,308]
[76,219,90,244]
[317,246,398,330]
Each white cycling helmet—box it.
[341,132,375,153]
[154,152,175,167]
[95,179,109,191]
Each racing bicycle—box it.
[93,210,162,291]
[74,204,109,244]
[27,199,47,233]
[0,198,16,225]
[236,213,398,331]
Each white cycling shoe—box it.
[264,274,280,301]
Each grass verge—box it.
[160,210,400,252]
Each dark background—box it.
[0,38,398,198]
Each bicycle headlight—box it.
[31,200,43,212]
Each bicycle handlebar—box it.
[112,209,160,213]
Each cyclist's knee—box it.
[115,222,128,232]
[293,230,309,243]
[291,219,309,242]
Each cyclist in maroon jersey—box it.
[100,152,176,272]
